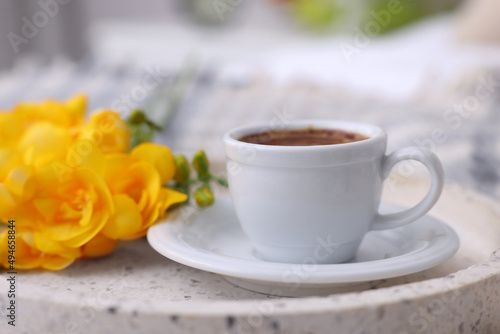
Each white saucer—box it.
[147,198,459,297]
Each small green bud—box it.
[128,110,147,125]
[174,155,191,185]
[192,150,210,181]
[194,186,214,207]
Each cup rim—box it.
[224,119,385,151]
[223,120,388,167]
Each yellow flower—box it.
[0,95,86,173]
[29,163,114,249]
[0,95,195,270]
[13,94,86,132]
[18,122,73,169]
[0,95,85,150]
[101,143,187,240]
[0,143,113,269]
[131,143,175,185]
[78,110,131,154]
[0,229,76,270]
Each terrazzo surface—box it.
[0,62,500,333]
[1,181,500,333]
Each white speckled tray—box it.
[1,179,499,334]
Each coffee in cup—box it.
[238,127,368,146]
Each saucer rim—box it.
[147,199,460,284]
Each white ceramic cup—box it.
[224,120,444,264]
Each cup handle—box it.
[371,147,444,231]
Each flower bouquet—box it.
[0,95,225,270]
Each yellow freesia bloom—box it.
[0,95,188,270]
[0,229,76,270]
[101,143,187,240]
[78,110,131,154]
[131,143,176,185]
[19,122,73,169]
[0,94,85,147]
[13,94,86,132]
[0,154,115,269]
[31,164,115,249]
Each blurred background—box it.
[1,0,500,196]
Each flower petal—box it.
[131,143,176,184]
[5,166,35,202]
[33,198,60,222]
[57,210,110,248]
[80,110,131,154]
[41,256,76,270]
[65,94,87,124]
[19,122,72,168]
[81,234,117,258]
[129,188,188,239]
[33,231,81,259]
[102,194,142,239]
[65,141,106,176]
[0,148,23,181]
[0,184,16,217]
